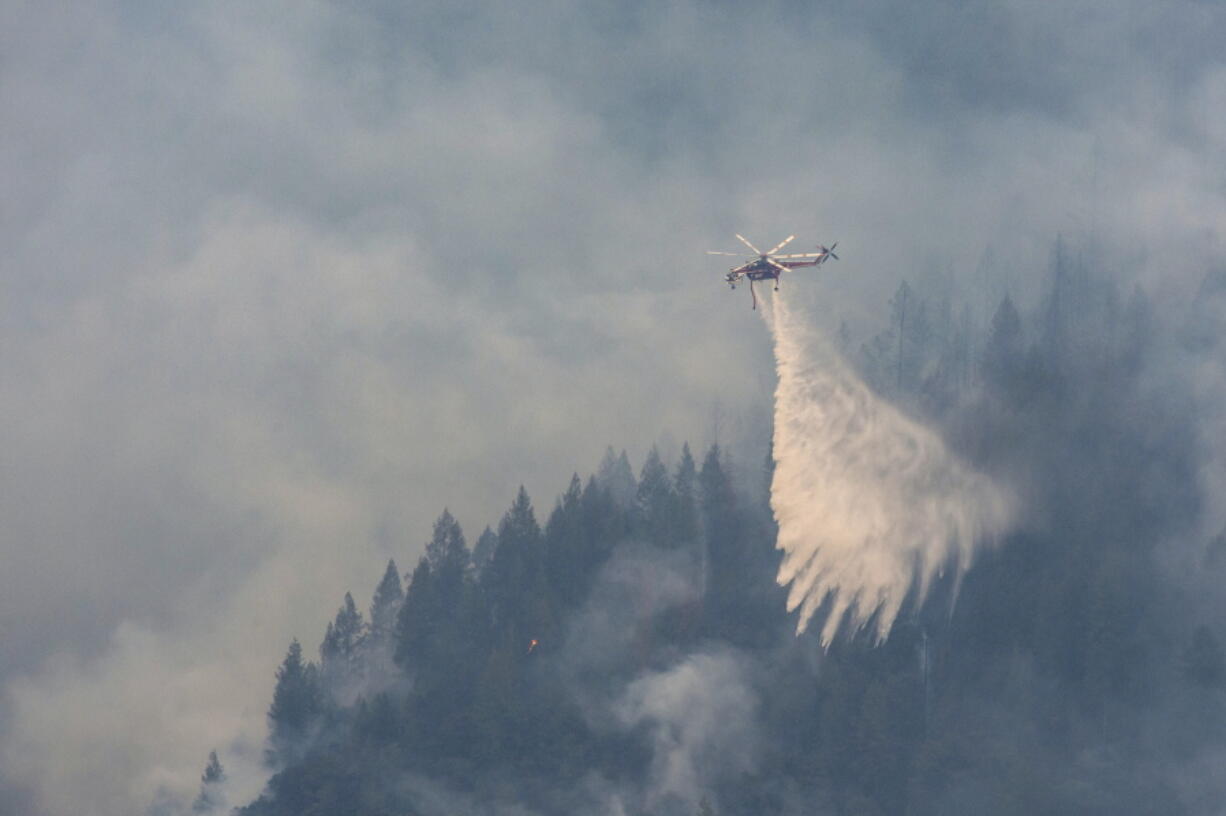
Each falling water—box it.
[764,291,1012,645]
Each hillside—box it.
[215,259,1225,816]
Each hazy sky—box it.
[3,1,1225,813]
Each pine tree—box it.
[472,526,498,576]
[320,592,365,694]
[395,511,475,673]
[389,512,487,739]
[368,559,403,645]
[699,445,737,542]
[394,556,437,670]
[191,750,225,812]
[860,327,898,395]
[320,592,364,665]
[673,443,699,546]
[982,293,1023,390]
[201,750,224,784]
[1044,234,1070,359]
[890,279,916,391]
[636,445,675,547]
[266,639,322,766]
[426,509,466,568]
[486,487,547,642]
[427,509,470,613]
[597,446,637,506]
[545,474,586,608]
[699,445,747,639]
[580,475,623,575]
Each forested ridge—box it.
[205,245,1226,816]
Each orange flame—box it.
[527,639,539,654]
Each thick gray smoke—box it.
[765,291,1013,644]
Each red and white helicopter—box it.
[707,234,838,309]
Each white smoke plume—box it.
[765,291,1013,645]
[615,650,759,812]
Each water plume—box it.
[764,291,1012,645]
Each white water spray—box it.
[765,292,1012,645]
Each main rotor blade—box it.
[768,259,790,274]
[706,251,749,256]
[735,234,762,254]
[767,235,796,255]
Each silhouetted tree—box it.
[982,293,1023,390]
[597,446,637,506]
[394,556,436,670]
[426,509,470,614]
[890,279,916,390]
[472,526,498,576]
[266,639,322,767]
[320,592,365,694]
[321,593,364,665]
[1044,234,1071,360]
[485,487,552,651]
[367,559,403,646]
[192,750,225,812]
[673,443,699,546]
[545,474,587,608]
[636,446,675,547]
[699,445,745,638]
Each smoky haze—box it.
[2,0,1225,814]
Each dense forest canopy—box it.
[190,240,1226,816]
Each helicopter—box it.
[707,234,838,309]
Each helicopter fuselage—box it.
[727,256,821,284]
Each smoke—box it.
[764,291,1013,644]
[556,542,759,815]
[615,650,760,812]
[2,619,270,816]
